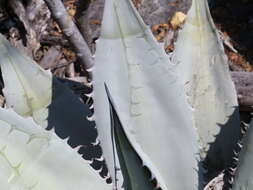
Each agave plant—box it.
[94,0,241,189]
[0,0,244,189]
[0,32,112,188]
[173,0,241,169]
[93,0,202,189]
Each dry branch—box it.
[43,0,94,78]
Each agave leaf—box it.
[106,86,155,190]
[0,107,111,190]
[0,34,109,179]
[232,121,253,190]
[0,34,52,126]
[94,0,201,189]
[173,0,240,168]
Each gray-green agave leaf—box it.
[0,34,52,127]
[173,0,240,168]
[0,34,108,180]
[0,107,111,190]
[232,121,253,190]
[107,86,155,190]
[93,0,201,189]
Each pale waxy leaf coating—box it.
[0,34,52,127]
[107,87,155,190]
[0,34,109,178]
[173,0,240,168]
[0,108,111,190]
[0,33,110,183]
[94,0,201,189]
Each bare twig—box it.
[43,0,94,78]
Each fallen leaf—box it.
[151,23,169,42]
[170,11,186,30]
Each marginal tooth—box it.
[62,136,70,144]
[228,178,234,184]
[48,127,56,134]
[233,157,239,162]
[87,159,93,164]
[85,97,91,105]
[241,121,250,128]
[86,114,95,121]
[86,81,93,87]
[89,104,94,109]
[237,142,243,149]
[85,92,94,98]
[229,171,235,176]
[228,167,236,175]
[241,128,246,134]
[233,150,239,156]
[73,145,82,152]
[229,167,236,172]
[97,167,103,173]
[105,173,111,179]
[142,160,147,167]
[91,139,100,146]
[95,156,104,162]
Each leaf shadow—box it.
[203,107,242,184]
[46,78,110,181]
[106,85,158,190]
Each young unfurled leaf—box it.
[93,0,202,189]
[173,0,240,169]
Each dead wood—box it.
[43,0,94,79]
